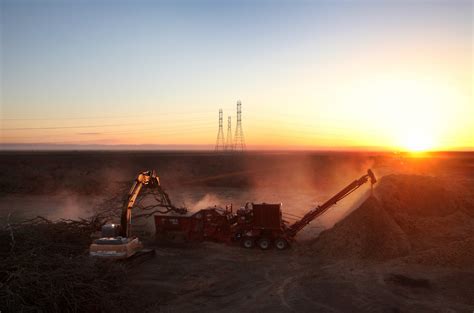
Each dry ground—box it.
[127,242,473,313]
[1,151,473,312]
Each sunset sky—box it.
[1,0,472,151]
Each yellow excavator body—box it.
[89,170,185,260]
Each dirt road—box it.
[126,242,473,313]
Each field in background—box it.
[1,151,473,226]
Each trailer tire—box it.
[242,237,255,249]
[274,238,289,250]
[257,238,271,250]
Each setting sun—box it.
[398,130,434,152]
[341,74,468,152]
[382,77,458,152]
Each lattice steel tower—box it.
[214,109,225,151]
[233,100,246,151]
[225,116,233,151]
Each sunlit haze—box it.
[1,0,472,151]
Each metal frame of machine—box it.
[155,169,377,250]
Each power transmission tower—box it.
[233,100,246,151]
[225,116,233,151]
[214,109,225,151]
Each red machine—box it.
[155,207,236,243]
[155,169,376,250]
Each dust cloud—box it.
[162,153,382,235]
[188,194,225,211]
[239,153,379,231]
[45,191,85,220]
[0,151,419,236]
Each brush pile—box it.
[0,215,130,313]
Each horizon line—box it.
[0,143,473,153]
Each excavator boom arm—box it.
[119,170,186,237]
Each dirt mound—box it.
[375,174,462,217]
[375,175,474,252]
[311,196,411,261]
[400,237,474,268]
[309,174,474,266]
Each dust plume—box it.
[241,153,379,231]
[189,193,225,211]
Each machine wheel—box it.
[242,237,255,249]
[274,238,289,250]
[257,238,271,250]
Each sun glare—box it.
[398,130,434,152]
[344,75,462,152]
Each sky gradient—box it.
[1,0,472,150]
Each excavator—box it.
[89,170,187,259]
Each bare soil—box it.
[1,151,473,312]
